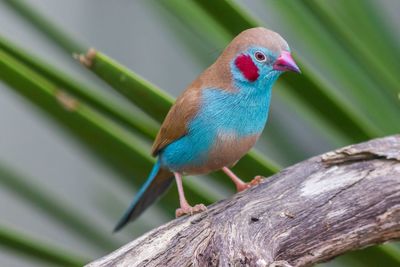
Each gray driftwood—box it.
[87,135,400,267]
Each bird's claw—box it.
[249,175,263,187]
[237,175,263,192]
[175,204,207,218]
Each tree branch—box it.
[87,135,400,267]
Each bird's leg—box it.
[174,172,207,218]
[222,167,262,192]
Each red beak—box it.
[273,51,301,73]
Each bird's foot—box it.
[222,167,263,192]
[249,175,263,187]
[237,175,263,192]
[175,203,207,218]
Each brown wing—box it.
[151,43,237,156]
[151,80,202,156]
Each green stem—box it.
[0,35,158,139]
[0,226,87,267]
[0,48,153,181]
[84,51,174,123]
[0,164,119,251]
[302,1,400,100]
[3,0,84,53]
[270,0,399,134]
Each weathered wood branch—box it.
[87,135,400,267]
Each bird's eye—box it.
[254,51,267,62]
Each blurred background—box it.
[0,0,399,266]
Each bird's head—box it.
[220,27,300,86]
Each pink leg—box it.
[174,172,191,211]
[174,172,207,217]
[222,167,262,192]
[222,167,248,192]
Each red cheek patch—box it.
[234,54,259,82]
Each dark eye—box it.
[254,51,267,62]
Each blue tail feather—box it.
[114,160,173,232]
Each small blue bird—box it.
[114,27,300,231]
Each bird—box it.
[114,27,300,231]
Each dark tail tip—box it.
[113,215,129,233]
[112,162,173,232]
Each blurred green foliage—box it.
[0,0,399,266]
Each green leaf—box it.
[0,226,87,266]
[0,35,158,140]
[193,0,261,34]
[337,244,400,267]
[78,50,174,123]
[380,243,400,263]
[0,48,153,181]
[156,0,231,52]
[3,0,84,53]
[268,0,400,134]
[301,0,400,110]
[0,163,118,251]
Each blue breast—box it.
[159,72,280,173]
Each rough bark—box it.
[87,135,400,267]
